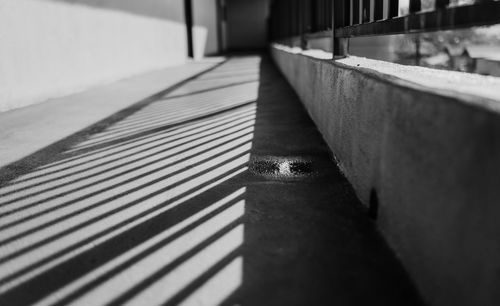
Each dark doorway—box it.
[223,0,270,52]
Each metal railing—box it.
[270,0,500,58]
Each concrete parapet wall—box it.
[271,45,500,306]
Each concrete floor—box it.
[0,55,422,306]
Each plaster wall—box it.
[271,45,500,306]
[0,0,189,112]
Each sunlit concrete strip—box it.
[73,93,259,148]
[178,257,243,306]
[32,189,245,306]
[0,123,254,232]
[0,60,223,170]
[0,117,253,202]
[121,226,244,306]
[0,108,255,195]
[0,140,253,264]
[0,155,249,293]
[70,82,259,150]
[103,83,260,132]
[0,124,255,237]
[25,107,255,179]
[0,111,256,213]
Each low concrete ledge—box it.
[271,44,500,306]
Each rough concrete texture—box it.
[0,56,421,305]
[271,45,500,306]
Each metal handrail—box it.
[269,0,500,58]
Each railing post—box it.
[388,0,399,18]
[344,0,351,26]
[353,0,360,24]
[362,0,371,22]
[374,0,384,20]
[409,0,421,13]
[301,0,309,49]
[333,0,348,59]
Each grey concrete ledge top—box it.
[0,59,225,169]
[272,44,500,112]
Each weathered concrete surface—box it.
[271,45,500,306]
[0,56,421,305]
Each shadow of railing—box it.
[0,57,261,306]
[0,54,422,306]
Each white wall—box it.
[192,0,219,58]
[0,0,189,112]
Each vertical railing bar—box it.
[318,0,323,30]
[333,0,347,58]
[289,0,292,37]
[362,0,370,23]
[294,0,301,36]
[328,0,333,29]
[324,0,328,29]
[311,0,317,32]
[332,0,336,57]
[271,0,500,42]
[353,0,360,24]
[322,0,325,30]
[293,0,296,37]
[375,0,384,20]
[344,0,351,26]
[301,0,308,49]
[388,0,399,18]
[409,0,421,13]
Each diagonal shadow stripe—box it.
[0,115,255,206]
[0,59,229,187]
[0,147,251,271]
[0,163,248,294]
[106,220,243,306]
[51,193,244,306]
[163,250,241,306]
[17,107,254,184]
[0,185,244,306]
[103,78,260,129]
[0,136,253,247]
[0,127,254,234]
[60,99,257,159]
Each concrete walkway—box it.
[0,59,223,172]
[0,55,421,306]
